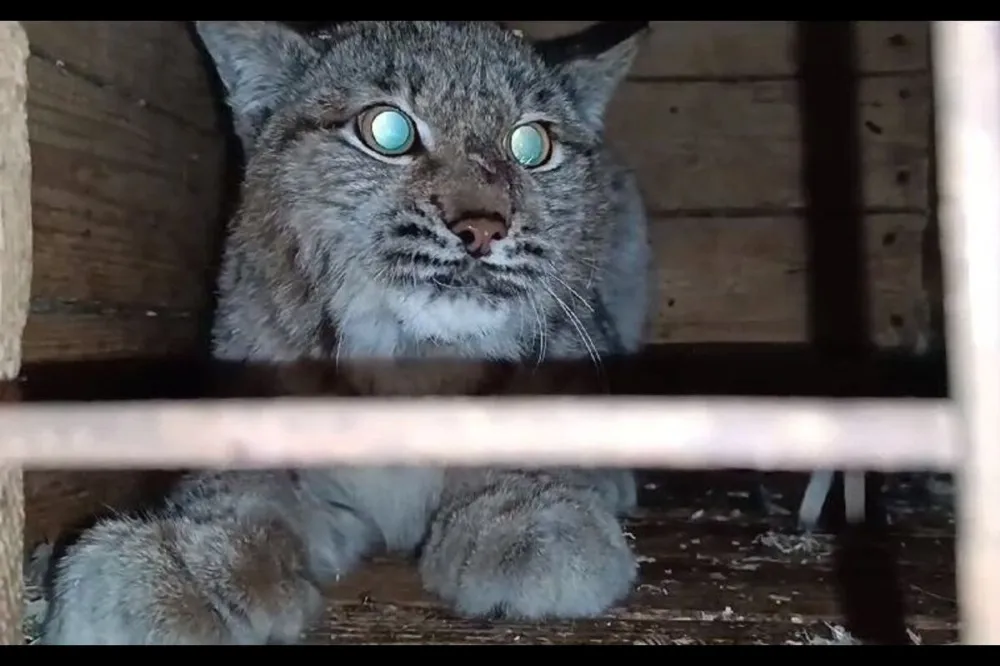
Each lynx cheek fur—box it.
[40,21,652,644]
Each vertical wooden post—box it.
[0,20,32,646]
[933,21,1000,644]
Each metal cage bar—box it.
[934,20,1000,645]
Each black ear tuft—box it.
[533,21,650,67]
[531,21,649,129]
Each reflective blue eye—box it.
[359,106,416,155]
[508,122,551,168]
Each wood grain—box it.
[21,312,200,362]
[0,20,31,646]
[19,217,931,355]
[20,21,218,131]
[26,55,224,310]
[506,21,930,78]
[21,21,225,363]
[609,76,931,212]
[647,214,927,346]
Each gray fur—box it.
[41,20,652,644]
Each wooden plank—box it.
[23,471,180,550]
[647,214,927,347]
[26,55,225,312]
[308,604,954,645]
[29,200,214,311]
[21,209,930,361]
[506,21,930,78]
[610,76,931,212]
[0,26,32,378]
[0,20,31,647]
[20,21,219,131]
[21,313,201,363]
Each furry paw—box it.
[420,486,637,620]
[41,515,322,645]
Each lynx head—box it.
[196,21,645,359]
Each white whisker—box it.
[544,264,594,313]
[541,281,602,370]
[526,293,547,366]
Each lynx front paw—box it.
[580,468,638,516]
[420,492,637,620]
[41,516,322,645]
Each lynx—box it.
[40,20,652,644]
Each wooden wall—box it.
[507,21,935,349]
[17,21,937,362]
[17,21,225,548]
[18,21,225,363]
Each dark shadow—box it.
[833,521,912,644]
[797,21,869,357]
[16,344,946,402]
[182,20,248,395]
[795,21,908,644]
[923,25,948,366]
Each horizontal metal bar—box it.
[0,397,958,471]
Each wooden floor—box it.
[308,471,958,645]
[22,470,957,645]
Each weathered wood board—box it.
[506,21,935,348]
[648,214,928,346]
[505,21,930,78]
[19,21,225,363]
[610,77,930,212]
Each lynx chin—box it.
[40,20,653,644]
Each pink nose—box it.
[449,217,508,257]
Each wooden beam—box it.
[933,20,1000,645]
[0,397,958,471]
[0,20,32,647]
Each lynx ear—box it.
[536,21,649,130]
[194,21,316,152]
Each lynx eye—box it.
[507,121,552,168]
[356,105,416,156]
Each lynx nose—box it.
[448,216,508,258]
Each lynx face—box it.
[202,21,648,358]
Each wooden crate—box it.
[0,21,955,645]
